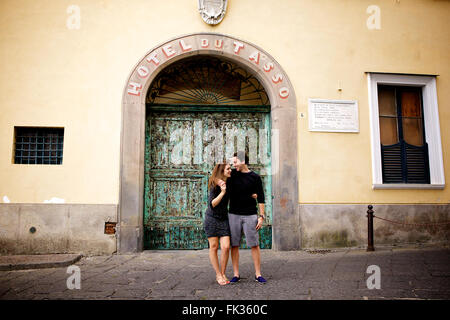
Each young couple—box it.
[203,151,267,286]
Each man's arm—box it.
[256,203,265,231]
[255,176,265,204]
[255,175,265,230]
[258,203,265,216]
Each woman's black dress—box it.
[203,185,231,238]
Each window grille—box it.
[14,127,64,165]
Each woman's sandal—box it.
[216,274,228,286]
[222,275,230,284]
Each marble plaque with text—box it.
[308,99,359,132]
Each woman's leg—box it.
[208,237,226,285]
[219,236,230,280]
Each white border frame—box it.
[308,99,359,133]
[367,73,445,189]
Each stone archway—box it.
[119,33,299,252]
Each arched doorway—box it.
[119,33,299,253]
[144,56,272,249]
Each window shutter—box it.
[405,143,430,183]
[381,143,403,183]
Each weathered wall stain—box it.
[300,204,450,248]
[0,204,117,255]
[280,197,288,209]
[314,230,358,248]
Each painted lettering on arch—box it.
[127,36,290,100]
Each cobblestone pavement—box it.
[0,245,449,300]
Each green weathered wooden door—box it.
[144,109,272,250]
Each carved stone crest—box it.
[198,0,227,25]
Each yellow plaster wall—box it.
[0,0,448,204]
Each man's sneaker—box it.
[255,275,267,283]
[230,276,241,283]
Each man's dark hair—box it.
[234,151,249,164]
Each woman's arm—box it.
[211,182,226,208]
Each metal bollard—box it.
[367,205,375,251]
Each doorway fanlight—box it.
[146,56,270,107]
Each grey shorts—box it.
[228,213,259,248]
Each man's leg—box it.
[242,215,263,278]
[251,245,261,277]
[231,246,240,277]
[228,214,242,278]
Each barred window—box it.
[14,127,64,165]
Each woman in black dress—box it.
[204,163,232,285]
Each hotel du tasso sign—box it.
[125,34,292,106]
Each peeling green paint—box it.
[144,110,272,249]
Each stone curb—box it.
[0,254,82,271]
